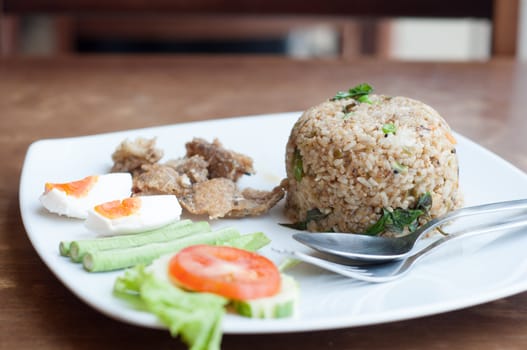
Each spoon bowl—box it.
[292,198,527,263]
[293,232,416,262]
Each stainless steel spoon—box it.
[279,212,527,282]
[292,198,527,263]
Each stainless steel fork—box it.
[277,214,527,283]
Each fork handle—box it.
[406,214,527,267]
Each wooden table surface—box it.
[2,56,527,349]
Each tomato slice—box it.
[168,245,281,300]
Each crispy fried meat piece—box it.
[111,137,163,174]
[133,163,191,197]
[164,155,209,183]
[185,138,254,181]
[113,136,282,219]
[227,185,285,218]
[179,178,286,219]
[179,178,237,219]
[134,155,211,196]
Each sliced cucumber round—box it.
[232,274,299,319]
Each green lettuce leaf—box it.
[114,265,227,350]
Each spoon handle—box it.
[413,198,527,243]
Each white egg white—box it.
[84,194,182,236]
[39,173,133,219]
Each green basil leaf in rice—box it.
[280,208,327,231]
[334,91,351,100]
[357,95,373,104]
[365,209,390,235]
[279,221,308,230]
[416,192,432,212]
[386,208,424,234]
[348,83,374,97]
[382,123,397,135]
[391,161,409,174]
[365,206,425,235]
[293,149,304,182]
[332,83,374,101]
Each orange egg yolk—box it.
[94,197,141,219]
[45,175,99,198]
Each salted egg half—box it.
[39,173,133,219]
[84,195,182,236]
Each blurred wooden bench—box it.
[0,0,520,58]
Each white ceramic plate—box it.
[19,112,527,334]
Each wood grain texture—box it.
[1,56,527,350]
[492,0,519,56]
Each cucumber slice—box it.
[232,274,299,319]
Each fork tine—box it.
[274,248,399,282]
[342,266,373,276]
[282,250,375,280]
[333,263,371,275]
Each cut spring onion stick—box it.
[59,241,71,257]
[67,220,209,263]
[83,227,241,272]
[222,231,271,252]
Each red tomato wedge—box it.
[169,245,281,300]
